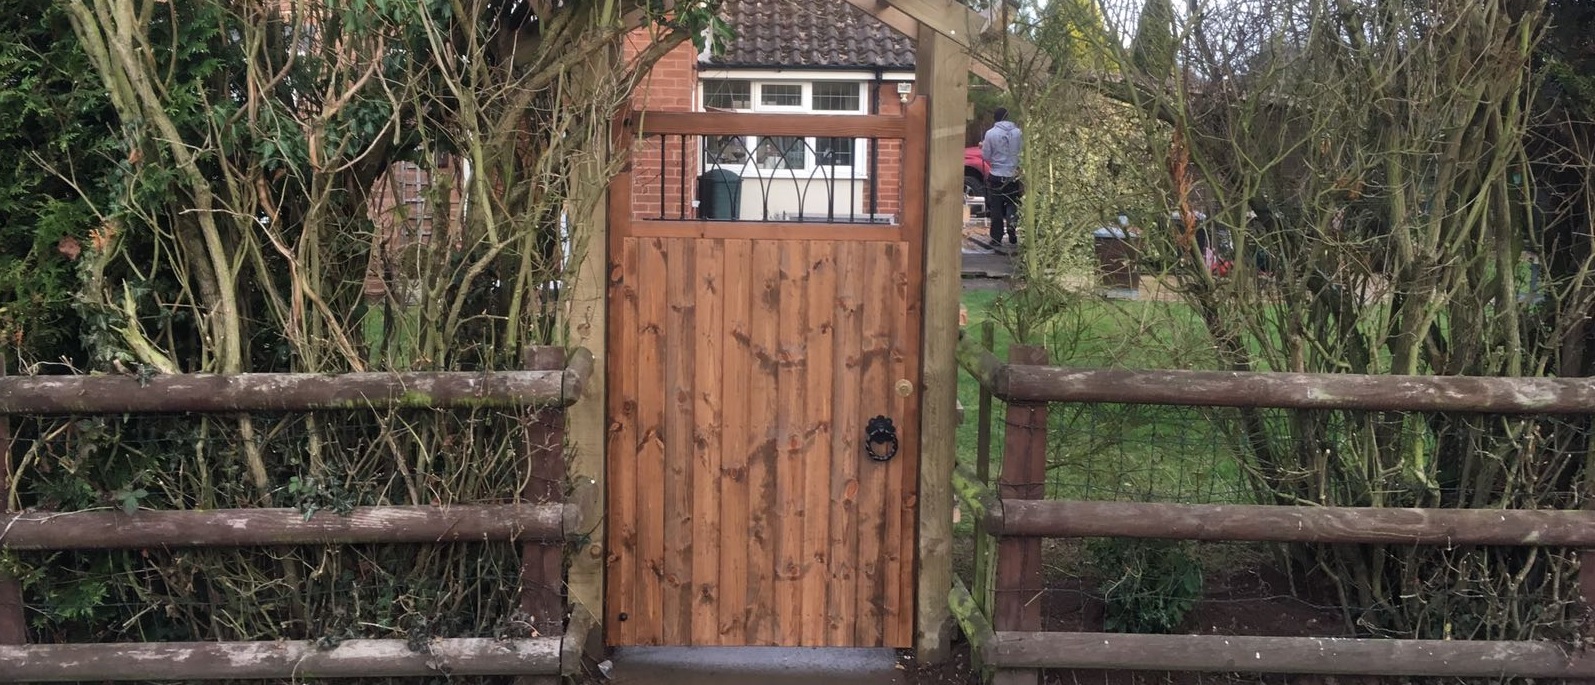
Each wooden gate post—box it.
[520,347,567,685]
[993,345,1048,685]
[915,20,972,662]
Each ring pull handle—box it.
[865,416,899,462]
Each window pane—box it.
[704,135,751,166]
[760,83,803,107]
[816,137,854,166]
[704,80,751,110]
[754,136,806,170]
[813,82,861,111]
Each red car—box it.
[964,145,990,199]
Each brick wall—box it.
[865,81,906,218]
[626,35,700,220]
[364,160,466,299]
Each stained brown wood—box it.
[854,244,893,647]
[620,221,906,243]
[774,242,808,644]
[605,238,640,645]
[662,238,695,644]
[984,632,1595,678]
[746,240,782,644]
[880,242,911,648]
[800,242,836,646]
[992,500,1595,546]
[826,242,865,644]
[998,365,1595,413]
[607,238,921,646]
[995,346,1048,635]
[0,504,565,550]
[717,239,754,644]
[607,112,924,648]
[0,638,560,681]
[635,237,668,644]
[691,241,725,644]
[634,111,907,139]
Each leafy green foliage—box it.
[2,0,697,653]
[0,0,118,365]
[1129,0,1175,79]
[1088,538,1204,634]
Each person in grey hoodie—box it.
[981,107,1023,246]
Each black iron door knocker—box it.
[865,416,899,462]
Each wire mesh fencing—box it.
[961,391,1595,682]
[2,408,554,652]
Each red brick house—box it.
[365,0,922,298]
[624,0,917,223]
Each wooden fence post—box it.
[993,344,1047,685]
[520,347,566,685]
[0,357,23,645]
[0,357,22,645]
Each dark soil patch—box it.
[1042,565,1347,636]
[1038,564,1366,685]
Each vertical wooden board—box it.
[635,237,669,644]
[800,242,836,646]
[745,240,782,645]
[886,241,920,649]
[827,242,865,644]
[897,103,930,644]
[774,240,810,645]
[662,238,696,645]
[878,241,908,648]
[605,238,641,645]
[854,242,894,647]
[691,240,725,645]
[718,239,754,644]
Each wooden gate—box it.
[605,99,928,647]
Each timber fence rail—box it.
[0,346,594,682]
[950,331,1595,685]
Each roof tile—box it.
[706,0,916,69]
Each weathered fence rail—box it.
[0,346,592,681]
[990,500,1595,546]
[0,503,571,549]
[959,335,1595,413]
[951,333,1595,684]
[983,632,1595,678]
[0,638,562,681]
[0,348,593,414]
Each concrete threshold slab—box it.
[605,646,912,685]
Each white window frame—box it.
[698,78,872,180]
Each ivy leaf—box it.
[116,488,148,515]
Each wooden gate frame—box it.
[561,10,974,662]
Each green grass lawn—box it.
[954,288,1250,522]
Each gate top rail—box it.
[958,334,1595,414]
[0,347,594,415]
[629,110,909,139]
